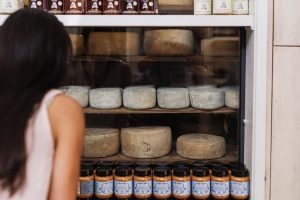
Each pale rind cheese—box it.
[225,88,239,109]
[89,88,122,109]
[201,37,240,57]
[60,86,90,107]
[188,84,217,91]
[144,29,194,56]
[176,134,226,159]
[189,88,225,109]
[123,86,156,109]
[83,128,120,158]
[158,0,193,6]
[69,34,84,56]
[121,126,172,158]
[157,87,190,109]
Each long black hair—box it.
[0,8,71,195]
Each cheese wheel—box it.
[189,88,225,109]
[144,29,194,56]
[121,126,172,158]
[123,86,156,109]
[225,88,239,109]
[60,86,90,107]
[83,128,120,158]
[157,88,190,109]
[69,34,84,56]
[188,84,217,91]
[158,0,193,6]
[89,88,122,109]
[176,134,226,159]
[88,32,140,56]
[201,37,240,57]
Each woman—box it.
[0,9,84,200]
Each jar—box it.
[122,0,138,14]
[173,161,190,168]
[0,0,23,13]
[47,0,64,13]
[29,0,45,10]
[230,167,250,200]
[65,0,84,14]
[134,166,152,199]
[191,161,208,168]
[95,166,114,199]
[86,0,103,14]
[211,167,230,199]
[77,168,94,199]
[154,162,170,168]
[103,0,121,14]
[213,0,232,15]
[192,167,210,199]
[118,161,132,167]
[208,161,226,174]
[81,160,97,174]
[172,167,191,199]
[194,0,211,15]
[139,0,156,14]
[153,167,172,199]
[114,166,133,199]
[136,161,152,168]
[96,161,116,168]
[227,162,245,175]
[232,0,248,15]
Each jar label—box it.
[230,181,250,197]
[0,0,20,10]
[213,0,232,13]
[192,180,210,196]
[211,181,229,197]
[232,0,248,13]
[172,180,191,196]
[77,180,94,195]
[134,180,152,195]
[153,180,171,196]
[194,0,211,15]
[95,180,113,196]
[114,180,133,196]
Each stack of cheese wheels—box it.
[201,37,240,57]
[69,34,84,56]
[157,87,190,109]
[189,87,225,109]
[89,88,122,109]
[158,0,193,6]
[123,86,156,109]
[144,29,194,56]
[176,134,226,159]
[88,32,140,56]
[220,86,240,109]
[121,126,172,158]
[83,128,120,158]
[60,86,90,107]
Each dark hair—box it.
[0,8,71,195]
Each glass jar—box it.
[173,161,190,168]
[153,167,172,199]
[95,166,114,199]
[172,167,191,199]
[227,162,245,175]
[86,0,103,14]
[154,162,170,168]
[0,0,23,13]
[211,167,230,199]
[122,0,139,14]
[192,167,210,199]
[213,0,232,15]
[135,161,152,169]
[232,0,248,15]
[194,0,212,15]
[139,0,157,14]
[191,161,208,168]
[47,0,64,13]
[208,161,226,174]
[65,0,84,14]
[103,0,121,14]
[114,166,133,199]
[29,0,45,10]
[230,167,250,200]
[77,168,95,199]
[134,166,152,199]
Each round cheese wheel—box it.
[69,34,84,56]
[188,84,217,91]
[144,29,194,56]
[157,87,190,109]
[60,86,90,107]
[225,88,239,109]
[189,88,224,109]
[121,126,172,158]
[123,86,156,109]
[83,128,120,158]
[200,37,240,57]
[89,88,122,109]
[176,134,226,159]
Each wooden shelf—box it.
[84,107,238,115]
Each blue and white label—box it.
[114,180,133,196]
[134,180,152,196]
[77,180,94,195]
[172,180,191,196]
[153,181,171,196]
[230,181,250,197]
[192,180,210,196]
[95,180,113,196]
[211,181,229,197]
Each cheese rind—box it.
[60,86,90,107]
[123,86,156,109]
[157,87,190,109]
[201,37,240,56]
[189,88,224,109]
[83,128,120,158]
[176,134,226,159]
[69,34,84,56]
[89,88,122,109]
[121,126,172,158]
[225,88,239,109]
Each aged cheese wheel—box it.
[60,86,90,107]
[189,88,225,109]
[158,0,193,6]
[225,88,239,109]
[144,29,194,56]
[83,128,120,158]
[123,86,156,109]
[157,88,190,109]
[188,84,217,91]
[88,32,140,56]
[176,134,226,159]
[89,88,122,109]
[69,34,84,56]
[121,126,172,158]
[201,37,240,57]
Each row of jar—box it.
[60,85,239,110]
[195,0,249,15]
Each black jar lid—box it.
[117,161,132,167]
[227,162,245,170]
[173,167,190,177]
[81,160,96,169]
[135,161,152,168]
[115,166,132,177]
[192,167,209,177]
[96,161,115,168]
[191,160,207,168]
[212,167,229,177]
[231,167,249,177]
[207,161,226,169]
[154,162,170,168]
[135,166,152,177]
[96,166,113,177]
[154,167,171,177]
[173,161,190,168]
[80,168,94,177]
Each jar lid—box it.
[212,167,229,177]
[227,162,245,170]
[192,167,209,177]
[80,168,94,177]
[117,161,132,167]
[115,166,132,177]
[231,167,249,177]
[96,166,113,177]
[135,161,152,168]
[207,161,226,169]
[81,160,96,169]
[154,162,170,168]
[154,167,171,177]
[96,161,115,168]
[135,166,152,177]
[173,161,190,168]
[191,160,207,168]
[173,167,190,177]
